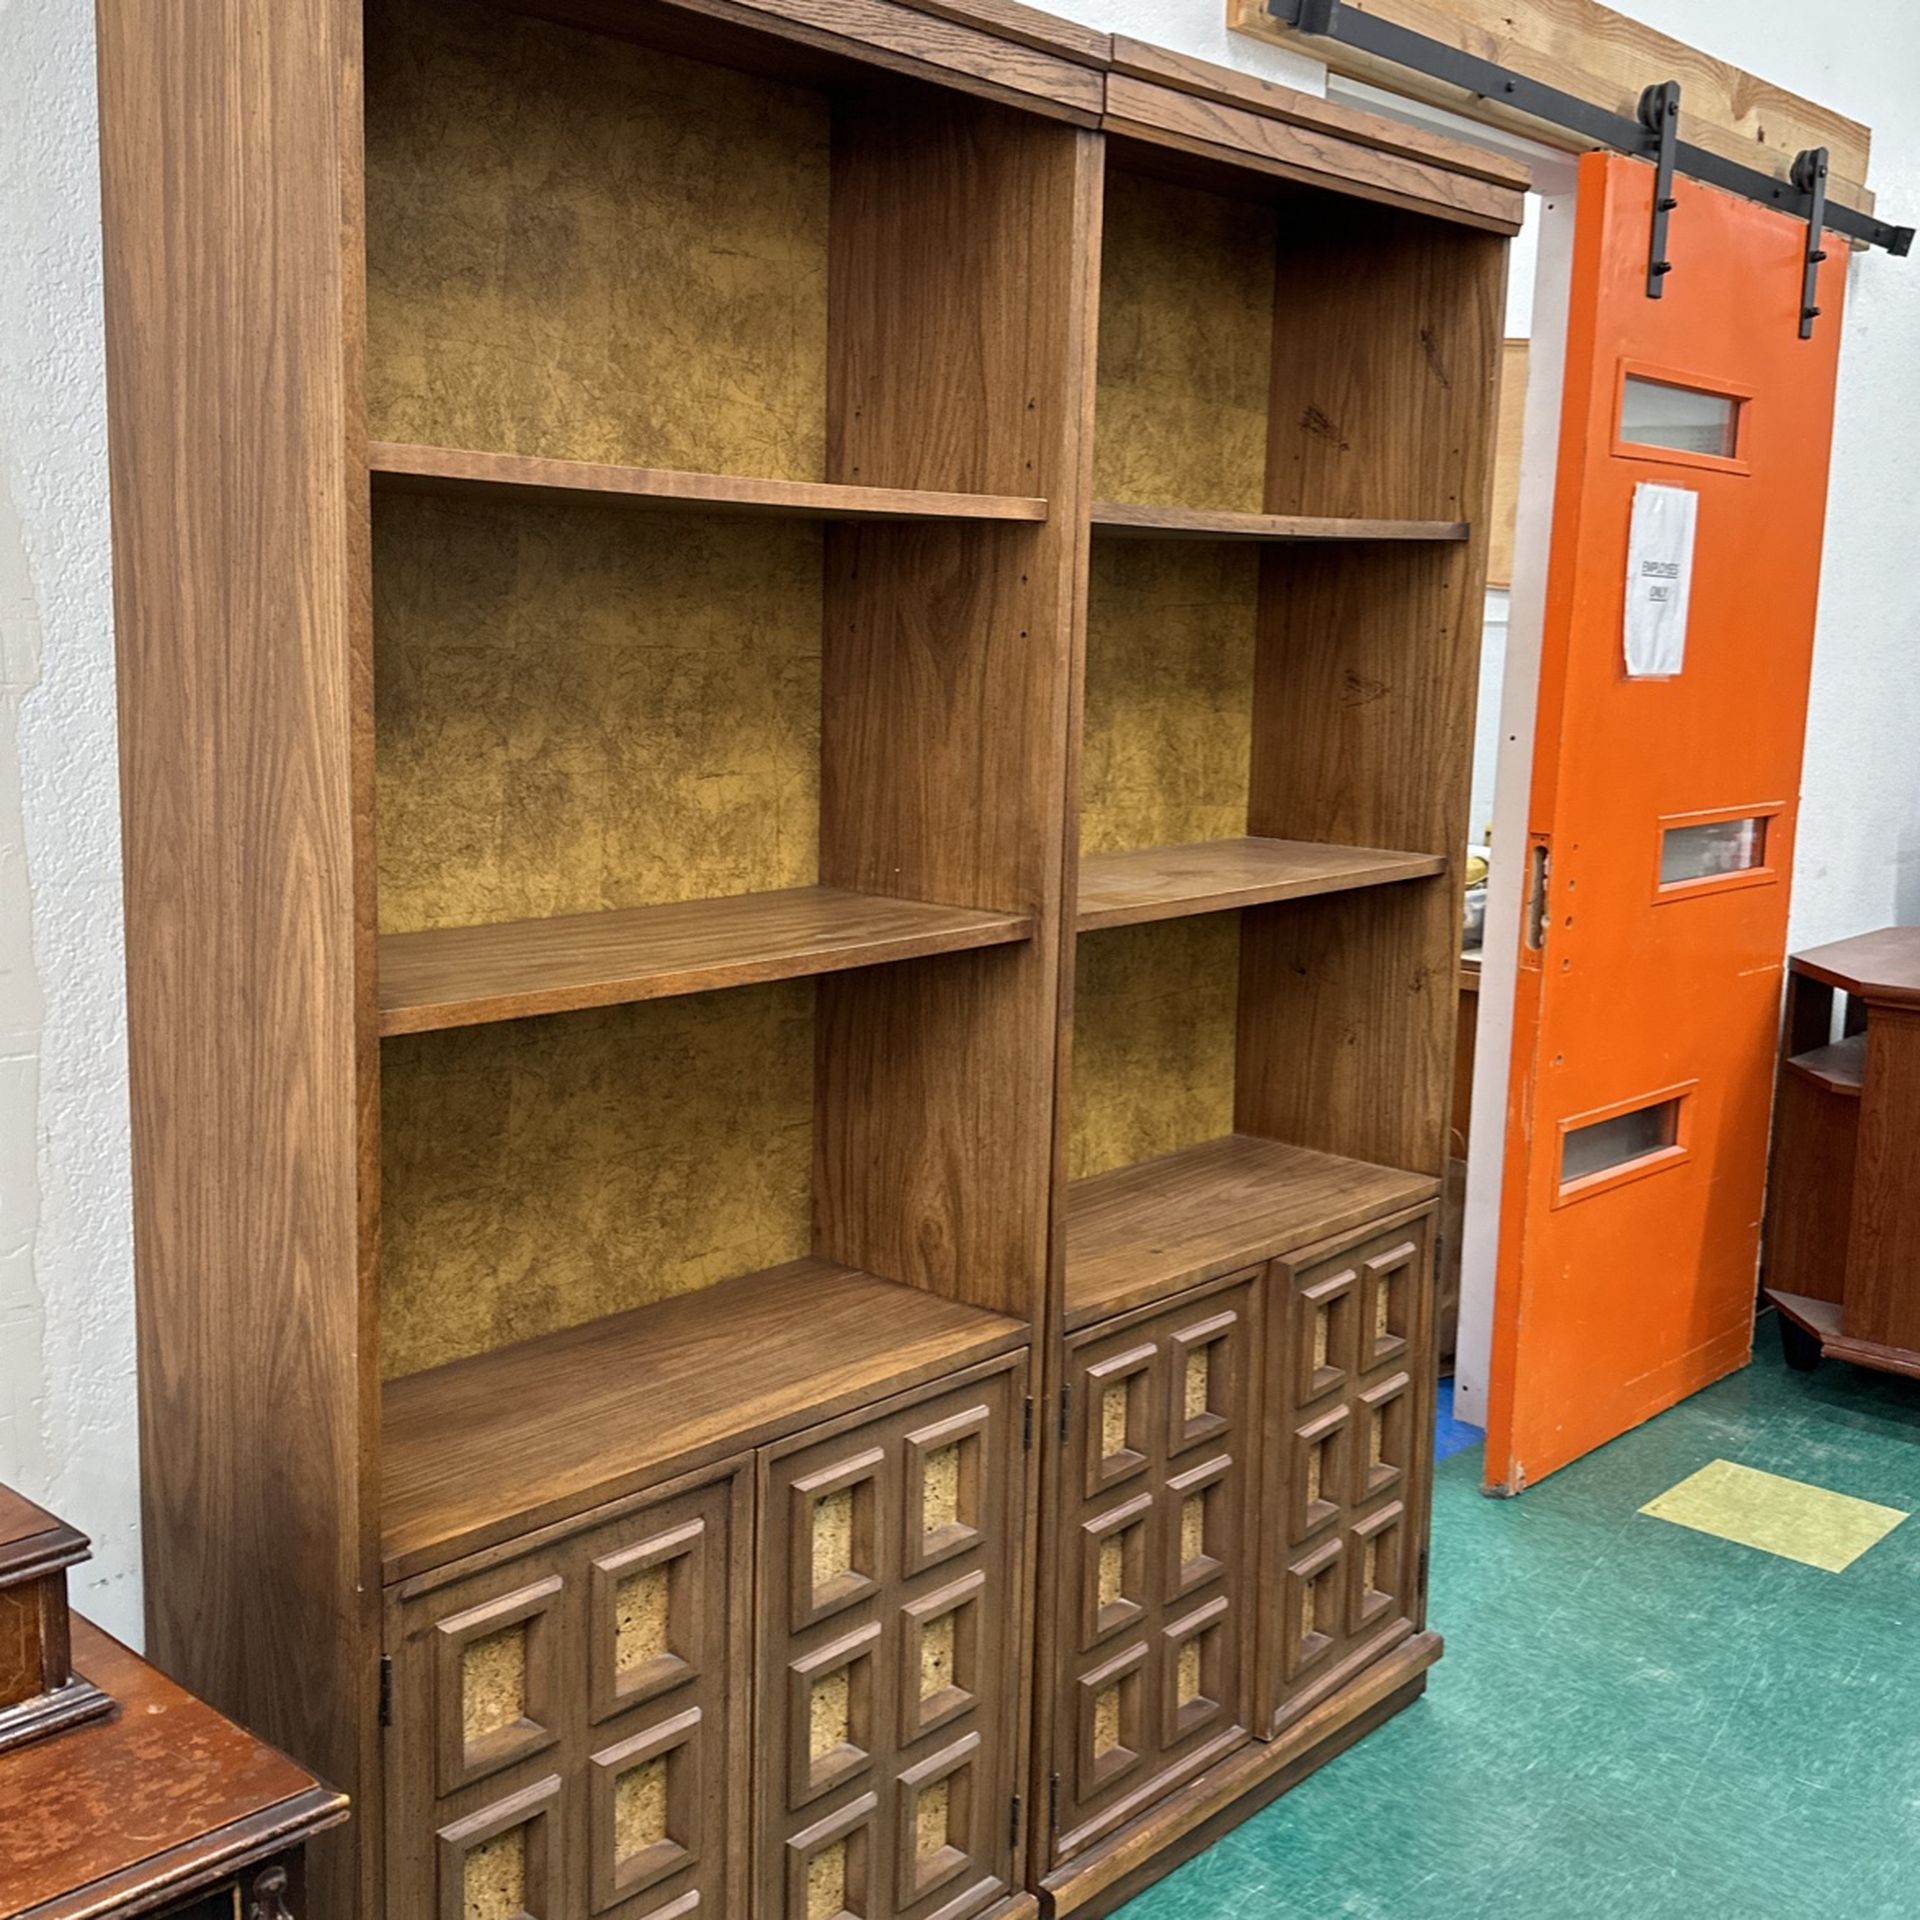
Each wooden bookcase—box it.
[98,1,1517,1914]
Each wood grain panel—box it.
[1762,1069,1857,1307]
[1844,1008,1920,1352]
[381,1262,1025,1581]
[1064,1134,1437,1328]
[371,442,1047,522]
[1077,839,1444,932]
[378,888,1034,1033]
[1101,75,1523,233]
[374,492,821,934]
[1092,168,1276,513]
[1080,542,1258,858]
[1105,36,1527,187]
[365,0,831,475]
[1092,502,1467,542]
[1485,340,1529,590]
[96,3,377,1910]
[814,109,1097,1319]
[380,985,815,1377]
[1070,919,1240,1183]
[1265,201,1507,521]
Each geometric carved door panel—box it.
[755,1354,1026,1920]
[1048,1271,1260,1868]
[384,1460,753,1920]
[1257,1206,1434,1738]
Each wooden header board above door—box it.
[1229,0,1874,212]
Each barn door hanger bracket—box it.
[1270,0,1913,262]
[1793,147,1830,338]
[1639,81,1680,299]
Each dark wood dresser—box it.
[0,1487,347,1920]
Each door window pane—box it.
[1621,376,1740,458]
[1561,1098,1681,1188]
[1661,817,1767,887]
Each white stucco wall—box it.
[0,0,1914,1646]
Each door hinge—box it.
[379,1655,393,1728]
[1009,1791,1022,1851]
[1022,1395,1034,1451]
[1048,1771,1061,1837]
[1058,1382,1072,1445]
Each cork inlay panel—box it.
[1313,1305,1331,1372]
[614,1567,669,1676]
[915,1778,951,1861]
[366,0,830,477]
[807,1838,847,1920]
[381,984,813,1376]
[1370,1408,1386,1469]
[1179,1494,1205,1569]
[923,1446,961,1532]
[1092,1683,1122,1760]
[463,1824,526,1920]
[1183,1347,1210,1421]
[1176,1637,1202,1707]
[1376,1283,1393,1343]
[1100,1383,1129,1459]
[1093,169,1277,512]
[615,1757,669,1859]
[921,1610,956,1696]
[1306,1439,1323,1507]
[810,1667,851,1763]
[1080,541,1258,857]
[1301,1579,1319,1642]
[375,493,821,934]
[812,1489,855,1592]
[461,1627,526,1743]
[1070,917,1240,1181]
[1096,1535,1125,1610]
[1363,1536,1379,1596]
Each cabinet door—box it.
[757,1355,1026,1920]
[1047,1273,1260,1868]
[1258,1207,1434,1737]
[385,1462,751,1920]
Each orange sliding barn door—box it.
[1485,149,1847,1491]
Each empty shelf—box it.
[1786,1034,1866,1097]
[371,442,1049,524]
[1077,838,1445,931]
[1066,1134,1439,1327]
[1091,501,1468,543]
[381,1259,1026,1581]
[379,886,1034,1035]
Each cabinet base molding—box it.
[1041,1632,1440,1917]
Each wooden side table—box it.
[1763,926,1920,1377]
[0,1485,347,1920]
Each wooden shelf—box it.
[378,886,1033,1035]
[1065,1134,1438,1327]
[1077,837,1445,931]
[381,1259,1026,1582]
[1090,501,1469,543]
[1786,1033,1866,1097]
[370,442,1050,525]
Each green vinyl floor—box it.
[1117,1317,1920,1919]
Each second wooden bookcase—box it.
[100,2,1518,1915]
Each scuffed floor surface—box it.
[1118,1321,1920,1918]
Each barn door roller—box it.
[1272,0,1912,311]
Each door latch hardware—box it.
[1793,147,1830,338]
[1639,81,1681,297]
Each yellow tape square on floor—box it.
[1640,1459,1908,1572]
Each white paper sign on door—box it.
[1623,481,1697,678]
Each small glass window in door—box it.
[1621,376,1741,458]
